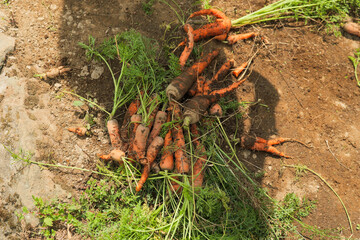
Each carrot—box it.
[344,22,360,38]
[190,124,207,188]
[227,32,257,44]
[172,103,190,174]
[107,119,123,150]
[232,62,248,78]
[148,111,167,147]
[214,33,228,41]
[240,136,291,158]
[166,49,219,100]
[126,114,142,161]
[188,76,206,97]
[120,98,140,143]
[179,24,194,70]
[209,103,222,116]
[160,113,174,171]
[68,127,87,136]
[136,136,164,192]
[210,78,247,98]
[179,9,231,46]
[132,124,150,161]
[146,103,159,133]
[203,59,235,94]
[98,149,126,164]
[38,66,71,80]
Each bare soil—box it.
[0,0,360,239]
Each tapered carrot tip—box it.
[68,127,87,136]
[241,136,292,158]
[98,153,112,161]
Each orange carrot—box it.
[148,111,167,147]
[203,59,235,94]
[343,22,360,38]
[179,24,194,70]
[120,98,140,143]
[166,49,219,100]
[172,103,190,174]
[214,33,228,41]
[188,75,206,97]
[232,62,248,78]
[127,114,142,161]
[68,127,87,136]
[132,124,150,162]
[210,78,247,98]
[136,136,164,192]
[209,103,222,116]
[190,124,207,188]
[107,119,123,150]
[98,149,126,165]
[241,136,291,158]
[227,32,257,45]
[160,113,174,171]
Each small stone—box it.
[91,65,104,80]
[54,83,62,91]
[50,4,58,11]
[79,65,89,76]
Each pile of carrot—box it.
[68,8,293,193]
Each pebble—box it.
[54,83,62,92]
[91,65,104,80]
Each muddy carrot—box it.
[98,149,126,165]
[136,136,164,192]
[107,119,123,150]
[190,124,207,188]
[166,49,219,100]
[68,127,88,137]
[172,103,190,174]
[240,136,291,158]
[132,124,150,162]
[210,78,247,98]
[148,111,167,146]
[227,32,257,45]
[127,114,142,161]
[120,98,140,142]
[160,113,174,171]
[232,62,248,78]
[188,76,206,97]
[179,24,194,70]
[203,59,235,94]
[209,103,222,116]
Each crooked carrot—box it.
[179,24,194,70]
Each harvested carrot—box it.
[344,22,360,38]
[179,24,194,70]
[68,127,88,136]
[37,66,71,80]
[227,32,257,44]
[210,78,247,98]
[190,124,207,188]
[209,103,222,116]
[166,49,219,100]
[126,114,142,161]
[98,149,126,164]
[188,76,206,97]
[136,136,164,192]
[160,113,174,171]
[132,124,150,162]
[172,103,190,174]
[120,98,140,142]
[232,62,248,78]
[107,119,123,150]
[147,103,159,133]
[203,59,235,94]
[214,33,228,41]
[148,111,167,147]
[179,9,231,46]
[241,136,291,158]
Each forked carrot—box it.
[179,24,194,70]
[159,113,174,171]
[241,136,291,158]
[203,59,235,94]
[232,62,248,78]
[107,119,123,150]
[136,136,164,192]
[172,103,190,174]
[227,32,257,45]
[166,49,219,100]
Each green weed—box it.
[348,48,360,87]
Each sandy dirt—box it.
[0,0,360,239]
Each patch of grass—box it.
[348,48,360,87]
[142,0,156,15]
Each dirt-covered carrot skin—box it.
[107,119,123,150]
[227,32,257,44]
[132,124,150,162]
[148,111,167,147]
[240,136,291,158]
[209,78,247,98]
[203,59,235,94]
[188,76,206,97]
[190,124,207,188]
[166,49,219,100]
[172,103,190,174]
[120,98,140,143]
[179,24,194,70]
[209,103,222,116]
[136,136,164,192]
[232,62,248,78]
[68,127,88,136]
[160,113,174,171]
[98,149,126,165]
[126,114,142,161]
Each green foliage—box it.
[348,48,360,87]
[142,0,156,15]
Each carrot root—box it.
[227,32,257,45]
[107,119,123,150]
[179,24,194,70]
[68,127,88,136]
[132,124,150,161]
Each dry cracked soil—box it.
[0,0,360,239]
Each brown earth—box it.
[0,0,359,239]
